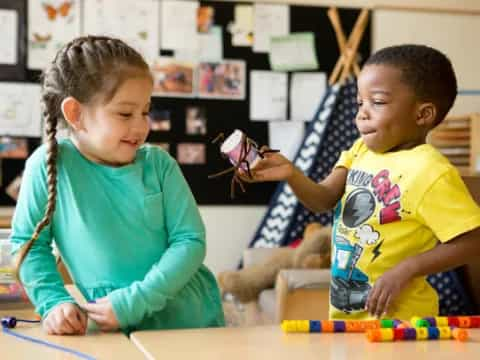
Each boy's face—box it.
[356,64,426,153]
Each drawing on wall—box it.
[149,108,171,131]
[185,106,207,135]
[0,83,42,137]
[151,58,196,97]
[198,60,245,100]
[28,0,81,70]
[177,143,206,164]
[83,0,160,65]
[0,137,28,159]
[5,174,22,201]
[197,6,214,33]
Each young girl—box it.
[10,36,225,335]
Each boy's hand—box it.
[43,302,87,335]
[82,297,120,331]
[240,148,295,182]
[365,262,415,318]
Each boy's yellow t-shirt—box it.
[330,139,480,320]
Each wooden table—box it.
[0,308,145,359]
[131,325,480,360]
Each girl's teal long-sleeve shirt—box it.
[10,139,224,331]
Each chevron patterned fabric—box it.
[250,77,359,249]
[247,77,474,315]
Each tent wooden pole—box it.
[338,8,369,83]
[327,7,361,83]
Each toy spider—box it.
[208,130,279,198]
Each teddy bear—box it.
[217,222,332,303]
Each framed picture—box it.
[151,57,196,98]
[0,0,26,81]
[198,60,245,100]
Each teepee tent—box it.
[248,8,473,315]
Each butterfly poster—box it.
[83,0,160,65]
[28,0,80,70]
[0,83,42,137]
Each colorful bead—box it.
[452,328,468,342]
[406,327,417,340]
[448,317,460,327]
[321,320,334,333]
[380,319,394,328]
[393,328,404,340]
[427,327,440,340]
[435,317,448,327]
[438,326,451,339]
[416,327,429,340]
[310,320,321,332]
[333,321,346,332]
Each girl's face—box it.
[76,76,153,166]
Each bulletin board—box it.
[0,0,371,206]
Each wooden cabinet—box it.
[427,113,480,176]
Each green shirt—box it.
[10,139,224,331]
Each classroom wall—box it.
[200,205,266,273]
[372,9,480,116]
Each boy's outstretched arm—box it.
[366,226,480,317]
[247,150,347,213]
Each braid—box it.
[15,35,150,281]
[15,94,58,280]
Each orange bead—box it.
[321,320,334,333]
[458,317,471,328]
[452,328,469,342]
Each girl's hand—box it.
[43,302,87,335]
[82,297,120,332]
[240,148,295,183]
[365,263,415,318]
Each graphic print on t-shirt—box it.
[331,168,402,314]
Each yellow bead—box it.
[435,317,448,327]
[297,320,310,332]
[438,326,451,339]
[281,320,297,332]
[417,327,429,340]
[380,328,394,341]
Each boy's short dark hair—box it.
[365,44,457,125]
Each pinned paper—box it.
[253,4,289,53]
[0,9,18,65]
[269,122,305,161]
[28,0,81,70]
[290,72,327,121]
[269,33,318,71]
[161,0,199,51]
[228,5,253,47]
[83,0,160,65]
[0,82,42,137]
[250,71,288,121]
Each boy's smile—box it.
[356,64,433,153]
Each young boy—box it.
[246,44,480,320]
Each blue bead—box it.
[310,321,321,333]
[428,327,440,340]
